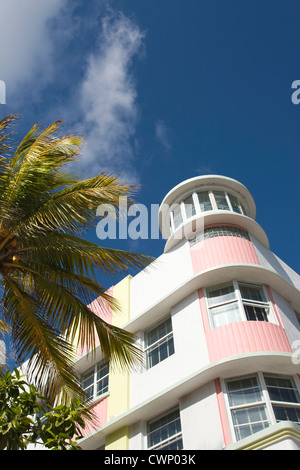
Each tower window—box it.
[169,189,246,234]
[183,194,196,218]
[189,225,250,247]
[214,191,230,210]
[197,191,212,212]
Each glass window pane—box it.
[206,283,236,306]
[156,436,183,450]
[228,194,242,214]
[147,336,174,368]
[273,405,300,423]
[214,191,230,210]
[82,368,94,389]
[85,385,94,400]
[227,376,263,406]
[184,195,196,219]
[145,318,172,348]
[97,376,109,396]
[172,205,182,229]
[244,304,269,322]
[210,302,241,328]
[197,191,212,212]
[239,284,266,303]
[232,405,269,440]
[148,409,182,449]
[145,318,174,369]
[204,225,250,241]
[265,376,300,403]
[97,363,109,380]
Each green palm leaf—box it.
[0,115,152,403]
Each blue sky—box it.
[0,0,299,283]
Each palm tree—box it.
[0,114,151,403]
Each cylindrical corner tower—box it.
[156,174,300,448]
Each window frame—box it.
[189,225,250,247]
[146,407,183,450]
[222,372,300,443]
[144,316,175,369]
[204,280,277,329]
[169,189,246,234]
[81,359,109,402]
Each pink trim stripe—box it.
[215,378,231,447]
[78,395,108,437]
[190,235,259,274]
[198,290,292,363]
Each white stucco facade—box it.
[76,175,300,451]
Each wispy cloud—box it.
[155,119,171,153]
[74,12,145,183]
[0,0,66,99]
[0,1,145,184]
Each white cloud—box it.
[75,12,145,183]
[0,0,66,95]
[155,120,171,153]
[0,1,145,184]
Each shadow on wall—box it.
[253,237,300,290]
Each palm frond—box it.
[0,116,153,403]
[1,273,83,401]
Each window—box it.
[228,194,243,214]
[197,191,212,212]
[239,283,270,322]
[207,283,242,328]
[169,190,246,234]
[144,317,175,369]
[184,194,196,219]
[265,375,300,423]
[225,373,300,442]
[189,225,250,247]
[214,191,230,211]
[81,360,109,401]
[171,204,183,230]
[147,408,183,450]
[205,281,274,329]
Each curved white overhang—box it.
[164,212,269,253]
[225,420,300,450]
[159,175,256,240]
[79,351,296,448]
[124,264,300,334]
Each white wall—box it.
[271,288,300,347]
[251,236,300,290]
[129,382,224,450]
[129,292,209,409]
[130,240,193,319]
[180,381,224,450]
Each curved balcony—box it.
[189,226,260,273]
[198,286,292,362]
